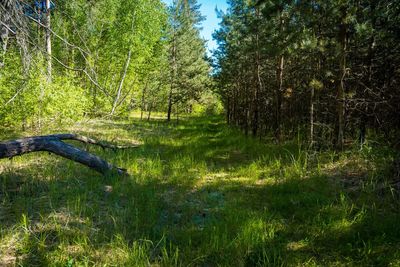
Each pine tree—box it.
[167,0,210,121]
[213,0,400,147]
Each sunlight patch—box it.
[286,240,308,251]
[0,232,21,267]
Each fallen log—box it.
[0,134,137,175]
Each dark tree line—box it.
[213,0,400,149]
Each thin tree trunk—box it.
[45,0,52,82]
[234,86,239,127]
[244,83,249,136]
[360,1,376,148]
[245,106,249,136]
[38,82,45,130]
[140,82,148,120]
[336,7,347,150]
[226,96,231,124]
[275,54,284,142]
[310,83,315,148]
[0,0,11,68]
[275,12,285,142]
[36,1,45,130]
[311,27,322,148]
[310,6,320,148]
[168,31,177,122]
[147,102,152,121]
[0,25,8,68]
[252,8,262,137]
[167,87,173,121]
[111,50,132,115]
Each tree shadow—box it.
[0,158,188,265]
[191,172,400,266]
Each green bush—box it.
[42,76,89,124]
[0,53,89,128]
[192,92,223,116]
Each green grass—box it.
[1,115,399,266]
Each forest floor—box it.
[0,115,399,266]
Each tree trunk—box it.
[275,54,284,142]
[147,102,152,121]
[226,96,231,124]
[244,84,249,136]
[0,0,11,68]
[252,8,262,137]
[273,11,285,143]
[167,87,173,121]
[0,134,137,175]
[111,50,132,115]
[336,7,347,150]
[140,82,148,120]
[0,23,9,68]
[360,1,376,148]
[310,84,315,147]
[234,86,239,127]
[168,22,178,122]
[45,0,52,82]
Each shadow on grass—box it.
[0,159,189,265]
[179,173,400,266]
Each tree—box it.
[1,0,169,127]
[213,0,400,147]
[166,0,210,121]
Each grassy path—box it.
[1,116,399,266]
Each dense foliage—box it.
[213,0,400,148]
[0,0,211,128]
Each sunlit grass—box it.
[1,115,399,266]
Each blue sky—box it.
[162,0,228,54]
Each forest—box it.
[0,0,399,266]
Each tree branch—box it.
[0,134,138,175]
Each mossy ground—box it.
[1,115,399,266]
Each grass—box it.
[1,115,399,266]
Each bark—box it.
[310,84,315,147]
[0,26,8,68]
[226,96,231,124]
[111,50,132,115]
[140,82,148,120]
[233,86,238,127]
[244,92,249,137]
[147,102,152,121]
[275,12,285,142]
[0,134,138,175]
[167,88,173,121]
[310,6,321,148]
[168,26,177,122]
[336,6,347,150]
[275,54,284,142]
[45,0,52,82]
[0,1,11,68]
[359,1,376,147]
[252,8,262,137]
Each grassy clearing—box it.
[1,115,399,266]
